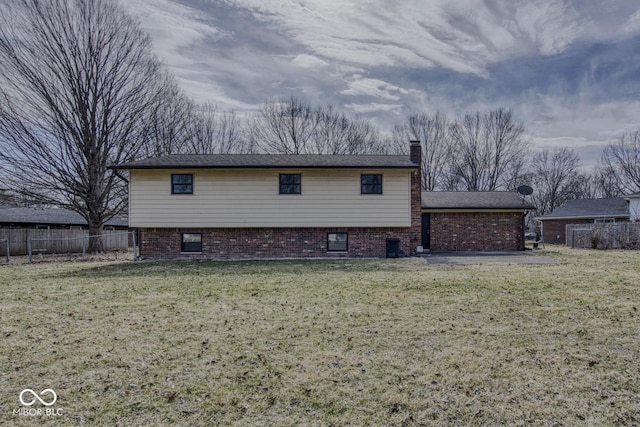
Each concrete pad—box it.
[422,251,559,265]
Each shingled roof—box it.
[537,198,629,220]
[422,191,535,210]
[111,154,418,170]
[0,206,127,227]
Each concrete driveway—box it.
[422,251,559,265]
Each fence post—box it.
[1,239,8,263]
[131,231,137,261]
[82,235,86,258]
[28,238,32,263]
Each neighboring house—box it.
[421,191,534,252]
[536,198,630,244]
[624,192,640,221]
[0,206,128,230]
[111,141,423,259]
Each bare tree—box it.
[250,97,383,155]
[251,97,318,154]
[574,172,603,199]
[448,108,528,191]
[188,104,246,154]
[313,105,382,154]
[589,164,623,198]
[599,130,640,195]
[393,112,450,190]
[139,82,196,157]
[0,0,177,252]
[529,148,582,216]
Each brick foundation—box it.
[429,212,526,252]
[139,227,418,260]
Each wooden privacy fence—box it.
[566,223,640,249]
[0,238,8,262]
[0,228,132,256]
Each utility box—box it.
[385,238,401,258]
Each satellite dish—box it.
[517,185,533,196]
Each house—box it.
[536,198,630,244]
[0,206,128,230]
[421,191,534,252]
[624,192,640,221]
[111,141,423,259]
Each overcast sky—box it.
[123,0,640,166]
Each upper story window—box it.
[361,174,382,194]
[171,174,193,194]
[279,174,301,194]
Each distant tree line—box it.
[1,0,639,251]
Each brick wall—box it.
[139,227,415,260]
[429,211,525,251]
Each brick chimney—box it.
[409,140,422,254]
[410,140,421,166]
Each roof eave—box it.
[536,214,630,221]
[111,164,418,170]
[423,205,534,210]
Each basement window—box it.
[327,232,348,252]
[181,233,202,253]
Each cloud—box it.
[622,9,640,36]
[344,103,404,115]
[291,54,329,68]
[122,0,224,57]
[125,0,640,168]
[219,0,586,74]
[340,77,415,101]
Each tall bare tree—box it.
[393,112,450,190]
[139,82,196,157]
[599,130,640,195]
[313,105,382,154]
[529,148,582,216]
[188,104,247,154]
[251,97,318,154]
[0,0,177,251]
[448,108,528,191]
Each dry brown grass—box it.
[1,246,639,425]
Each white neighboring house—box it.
[624,191,640,221]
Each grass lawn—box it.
[1,246,639,426]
